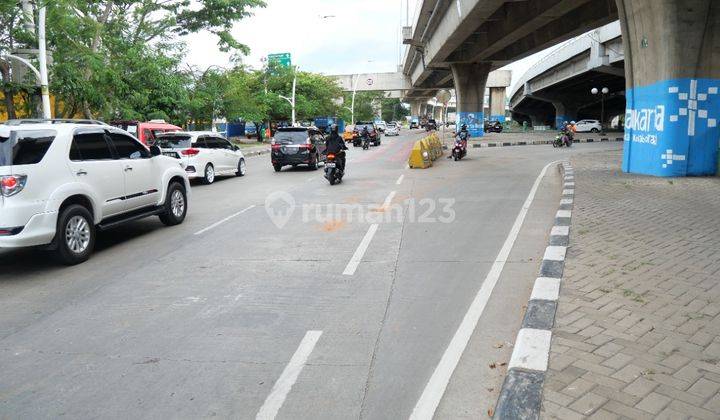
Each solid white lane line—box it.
[396,174,405,185]
[256,330,323,420]
[507,328,552,371]
[382,191,397,208]
[194,205,256,235]
[343,224,379,276]
[409,160,561,420]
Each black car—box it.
[426,119,438,131]
[352,122,381,147]
[271,127,326,172]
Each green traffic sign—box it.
[268,53,292,68]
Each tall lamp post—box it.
[3,4,51,119]
[591,87,609,135]
[278,66,297,126]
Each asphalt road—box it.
[0,130,622,419]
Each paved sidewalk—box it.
[541,150,720,419]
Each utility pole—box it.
[279,66,297,126]
[38,6,51,119]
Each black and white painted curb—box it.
[471,137,624,148]
[493,161,574,420]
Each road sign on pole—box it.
[268,53,292,68]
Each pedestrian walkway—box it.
[541,149,720,419]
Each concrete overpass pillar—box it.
[410,100,423,118]
[618,0,720,176]
[489,87,506,122]
[553,102,577,129]
[451,63,491,137]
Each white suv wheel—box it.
[65,215,91,254]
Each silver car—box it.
[385,123,400,136]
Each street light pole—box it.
[278,66,297,126]
[591,87,609,135]
[37,6,51,119]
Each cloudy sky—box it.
[184,0,547,92]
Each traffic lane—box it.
[434,159,565,418]
[356,147,558,419]
[357,143,622,418]
[0,133,421,417]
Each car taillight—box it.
[271,144,281,150]
[0,175,27,197]
[181,148,200,156]
[327,153,335,160]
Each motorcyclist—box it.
[449,124,469,158]
[325,124,348,172]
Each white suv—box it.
[574,119,602,133]
[0,120,191,265]
[156,131,246,184]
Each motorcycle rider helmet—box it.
[461,124,468,130]
[570,121,576,125]
[330,123,338,134]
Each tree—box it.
[44,0,265,118]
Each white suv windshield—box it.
[0,129,57,166]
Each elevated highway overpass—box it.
[509,21,625,129]
[397,0,719,177]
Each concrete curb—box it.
[471,137,624,148]
[493,161,574,420]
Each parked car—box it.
[109,119,181,146]
[574,119,602,133]
[0,119,190,265]
[244,122,257,139]
[385,122,400,136]
[352,122,381,147]
[156,131,246,184]
[271,127,326,172]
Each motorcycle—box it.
[324,152,344,185]
[451,136,467,161]
[361,134,370,150]
[553,131,573,148]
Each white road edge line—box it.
[194,205,256,235]
[343,224,379,276]
[256,330,323,420]
[396,174,405,185]
[382,191,397,208]
[409,160,561,420]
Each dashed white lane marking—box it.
[530,277,561,301]
[556,210,572,218]
[409,160,561,420]
[551,225,570,236]
[343,224,379,276]
[562,189,574,195]
[508,328,552,371]
[194,205,256,235]
[560,198,573,205]
[382,191,397,208]
[543,246,567,261]
[256,330,323,420]
[396,174,405,185]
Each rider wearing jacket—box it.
[325,124,348,172]
[449,124,470,158]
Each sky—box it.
[184,0,547,95]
